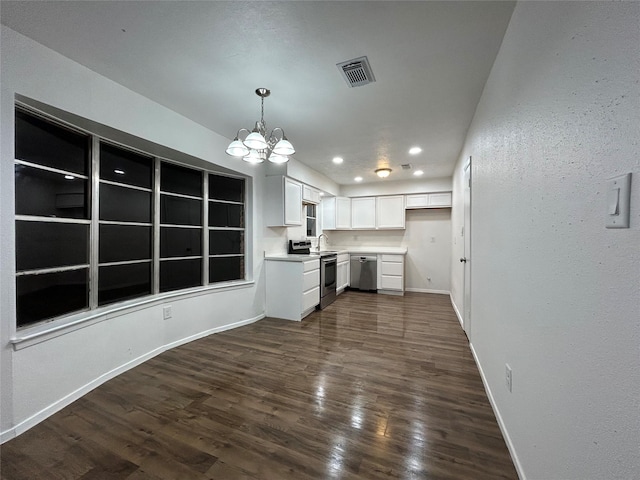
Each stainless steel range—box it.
[288,240,337,309]
[318,253,337,309]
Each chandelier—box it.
[225,88,295,164]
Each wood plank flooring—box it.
[1,291,518,479]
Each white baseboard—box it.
[450,294,464,329]
[469,342,526,480]
[0,313,264,444]
[405,288,450,295]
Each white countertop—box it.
[265,246,407,262]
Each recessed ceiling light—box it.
[413,170,424,176]
[354,176,363,182]
[409,147,422,155]
[332,156,344,164]
[319,192,325,196]
[114,169,125,175]
[64,175,75,180]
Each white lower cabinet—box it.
[377,254,405,295]
[336,253,350,294]
[266,259,320,321]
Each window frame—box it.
[13,104,251,335]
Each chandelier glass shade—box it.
[225,88,295,164]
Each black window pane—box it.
[99,225,151,263]
[15,110,89,175]
[209,230,243,255]
[98,263,151,306]
[160,195,202,226]
[160,227,202,258]
[16,268,89,327]
[161,163,202,197]
[99,184,151,223]
[15,164,89,219]
[208,202,243,228]
[209,174,244,202]
[306,218,316,237]
[209,256,244,283]
[16,221,88,271]
[100,143,153,189]
[160,259,202,292]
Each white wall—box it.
[327,209,451,293]
[450,3,640,479]
[0,26,268,440]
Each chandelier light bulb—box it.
[243,129,268,150]
[225,138,250,157]
[268,153,289,164]
[272,138,295,156]
[242,149,264,164]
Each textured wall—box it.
[452,2,640,478]
[1,26,267,440]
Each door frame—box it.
[463,156,472,337]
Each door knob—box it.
[460,257,467,263]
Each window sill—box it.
[11,279,255,351]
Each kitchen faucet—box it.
[316,233,329,252]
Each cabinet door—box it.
[322,197,336,230]
[351,197,376,229]
[336,197,351,229]
[303,185,320,204]
[405,194,429,209]
[284,177,302,225]
[428,192,452,207]
[376,195,405,229]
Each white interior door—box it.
[463,157,472,336]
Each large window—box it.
[14,109,91,327]
[159,162,203,292]
[98,143,154,306]
[14,107,247,329]
[209,174,245,283]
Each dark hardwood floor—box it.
[0,291,517,479]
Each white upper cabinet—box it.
[405,192,452,209]
[428,192,452,207]
[351,197,376,229]
[302,185,321,205]
[376,195,405,229]
[322,196,351,230]
[265,176,303,227]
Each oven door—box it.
[320,255,337,309]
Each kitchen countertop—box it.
[265,246,407,262]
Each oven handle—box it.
[321,257,337,266]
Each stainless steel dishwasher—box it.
[350,255,377,291]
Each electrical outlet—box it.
[163,305,172,320]
[505,364,512,392]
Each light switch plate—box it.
[606,173,631,229]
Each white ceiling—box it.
[1,1,515,186]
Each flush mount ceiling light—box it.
[375,168,392,178]
[332,156,344,164]
[409,146,422,155]
[413,170,424,176]
[225,88,295,164]
[354,176,363,182]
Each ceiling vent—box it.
[337,56,376,88]
[401,164,412,170]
